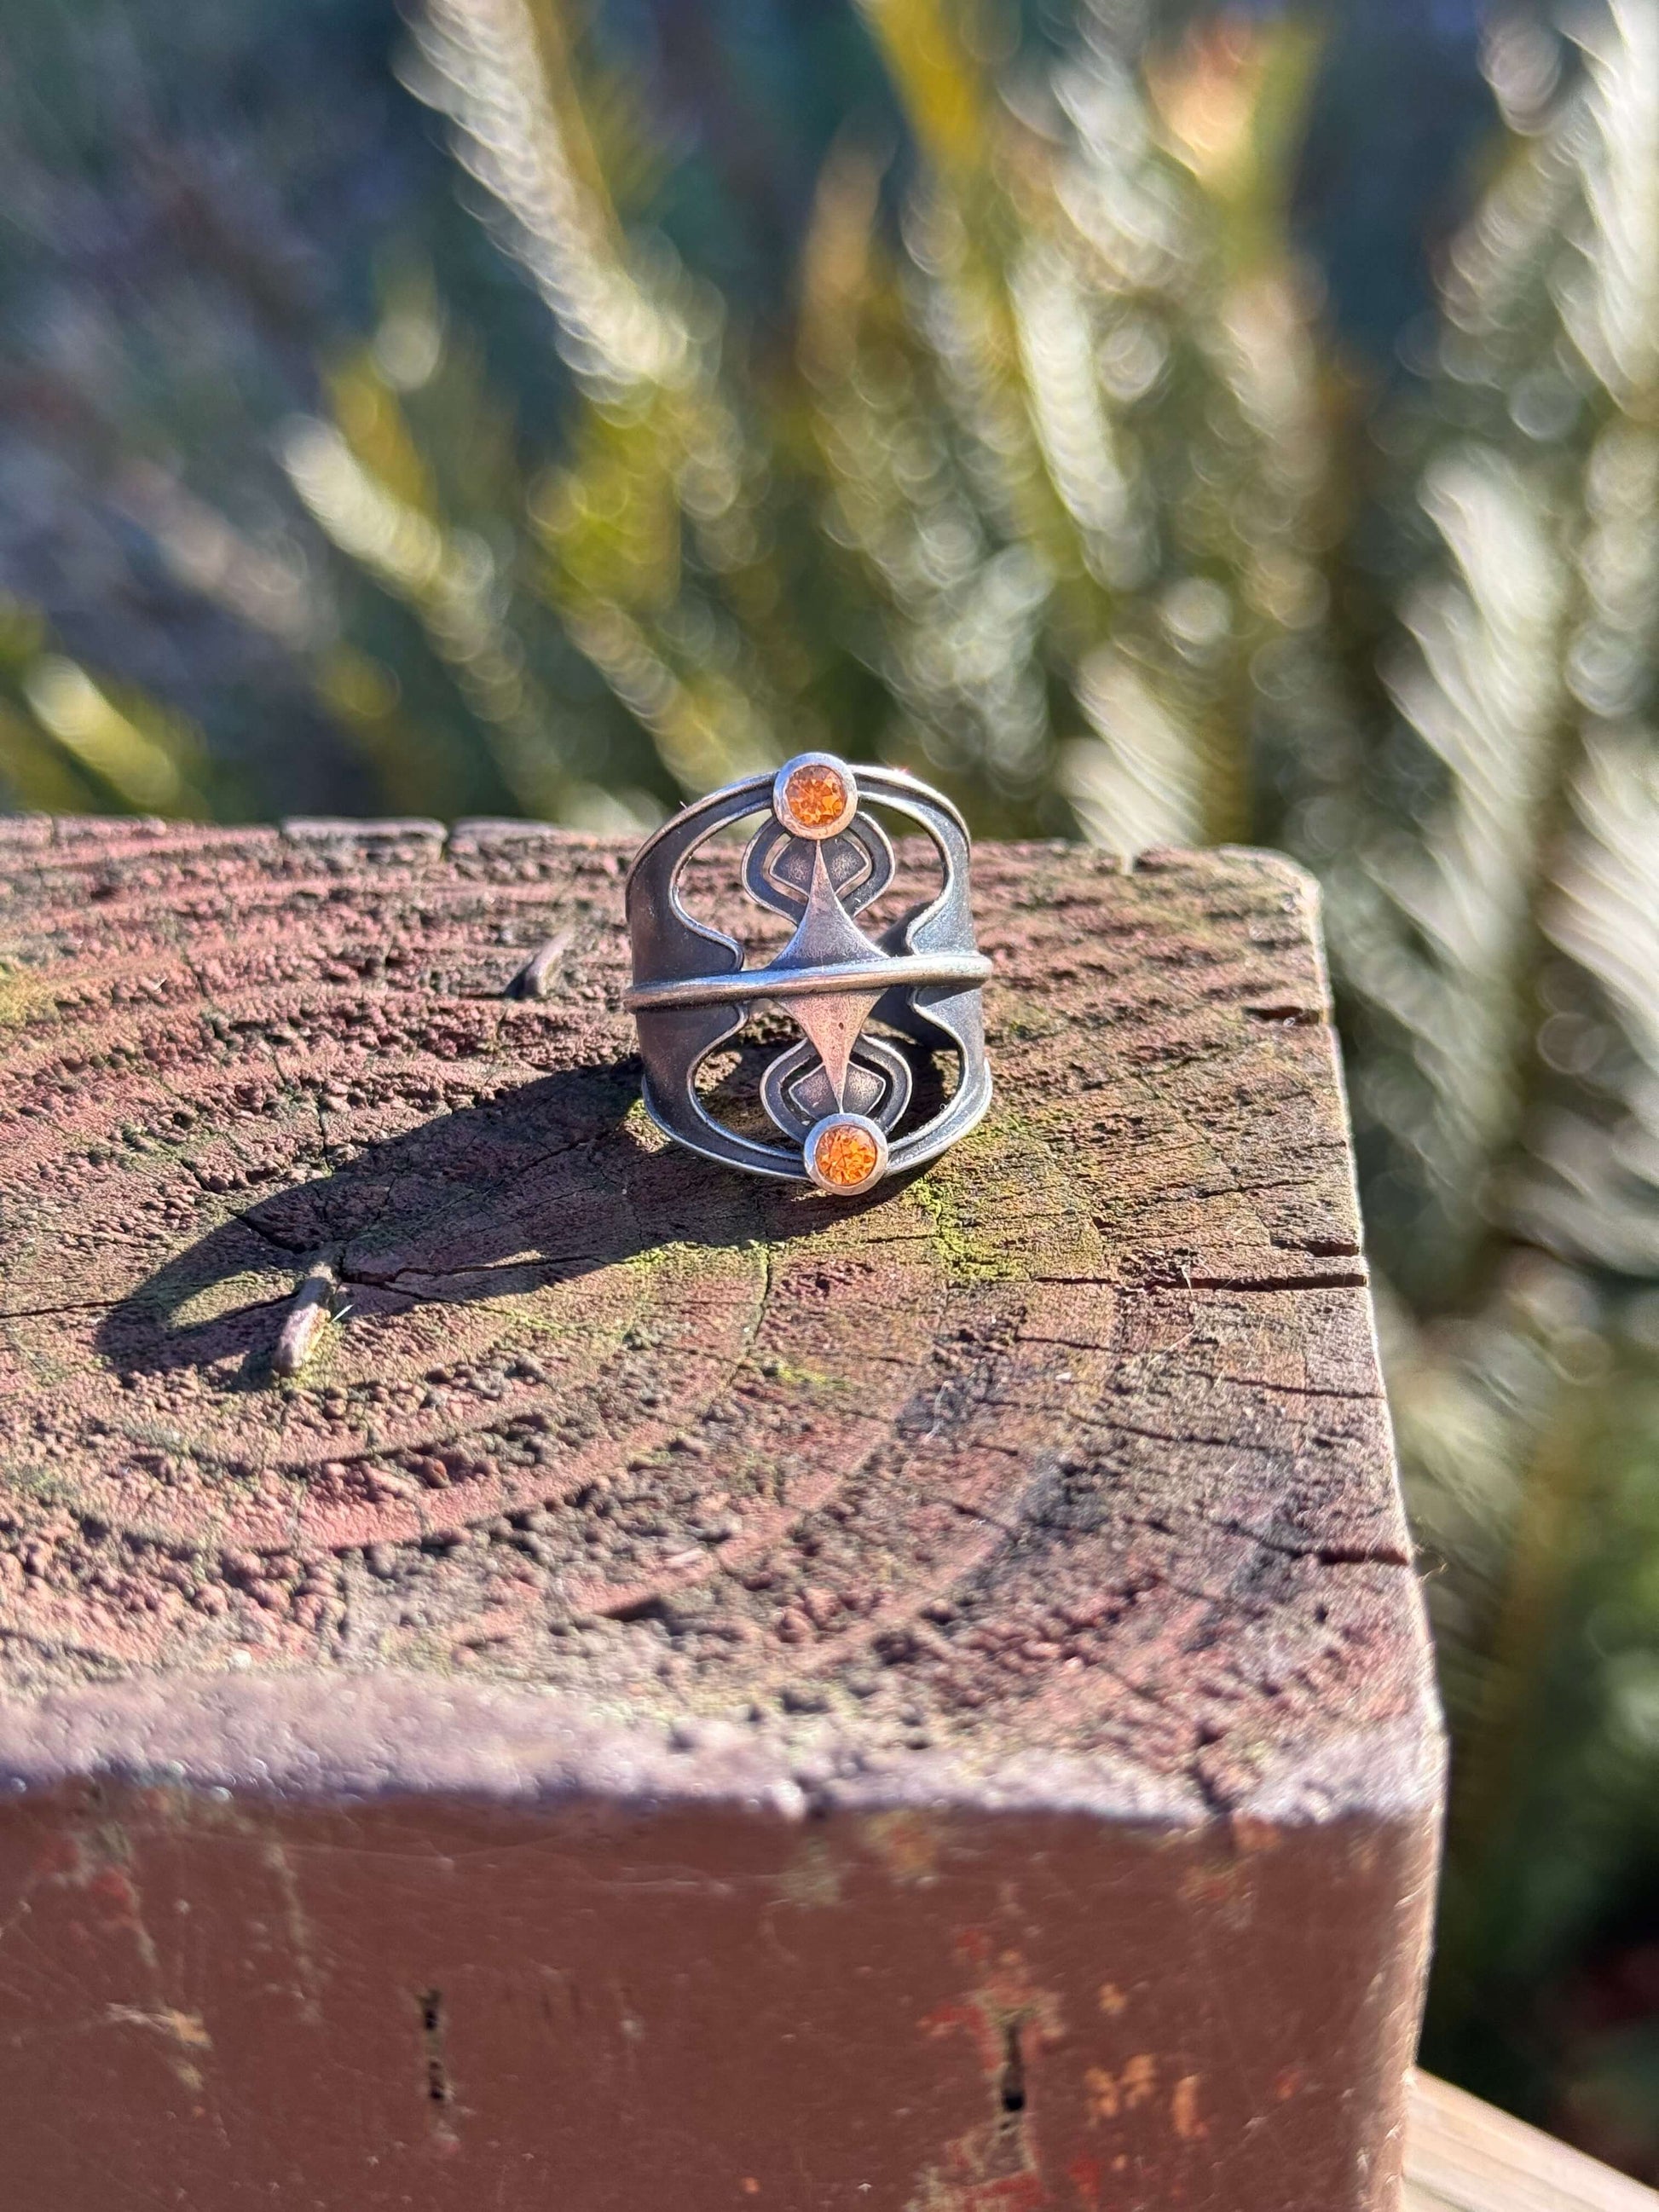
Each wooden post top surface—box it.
[0,813,1439,1827]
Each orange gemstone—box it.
[813,1121,880,1189]
[783,761,849,830]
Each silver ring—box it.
[624,754,991,1192]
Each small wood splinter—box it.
[273,1262,338,1377]
[506,928,574,1001]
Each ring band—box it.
[624,754,991,1192]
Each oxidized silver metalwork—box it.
[624,754,991,1193]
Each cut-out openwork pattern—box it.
[625,754,991,1191]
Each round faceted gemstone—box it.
[783,761,850,832]
[812,1118,882,1190]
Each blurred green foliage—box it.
[1,0,1656,2174]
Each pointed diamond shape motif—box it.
[777,987,884,1110]
[772,845,883,974]
[773,846,884,1109]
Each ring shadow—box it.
[93,1055,875,1389]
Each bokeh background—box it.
[3,0,1657,2174]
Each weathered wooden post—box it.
[0,815,1442,2210]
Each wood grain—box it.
[1408,2076,1659,2212]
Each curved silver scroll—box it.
[624,756,991,1187]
